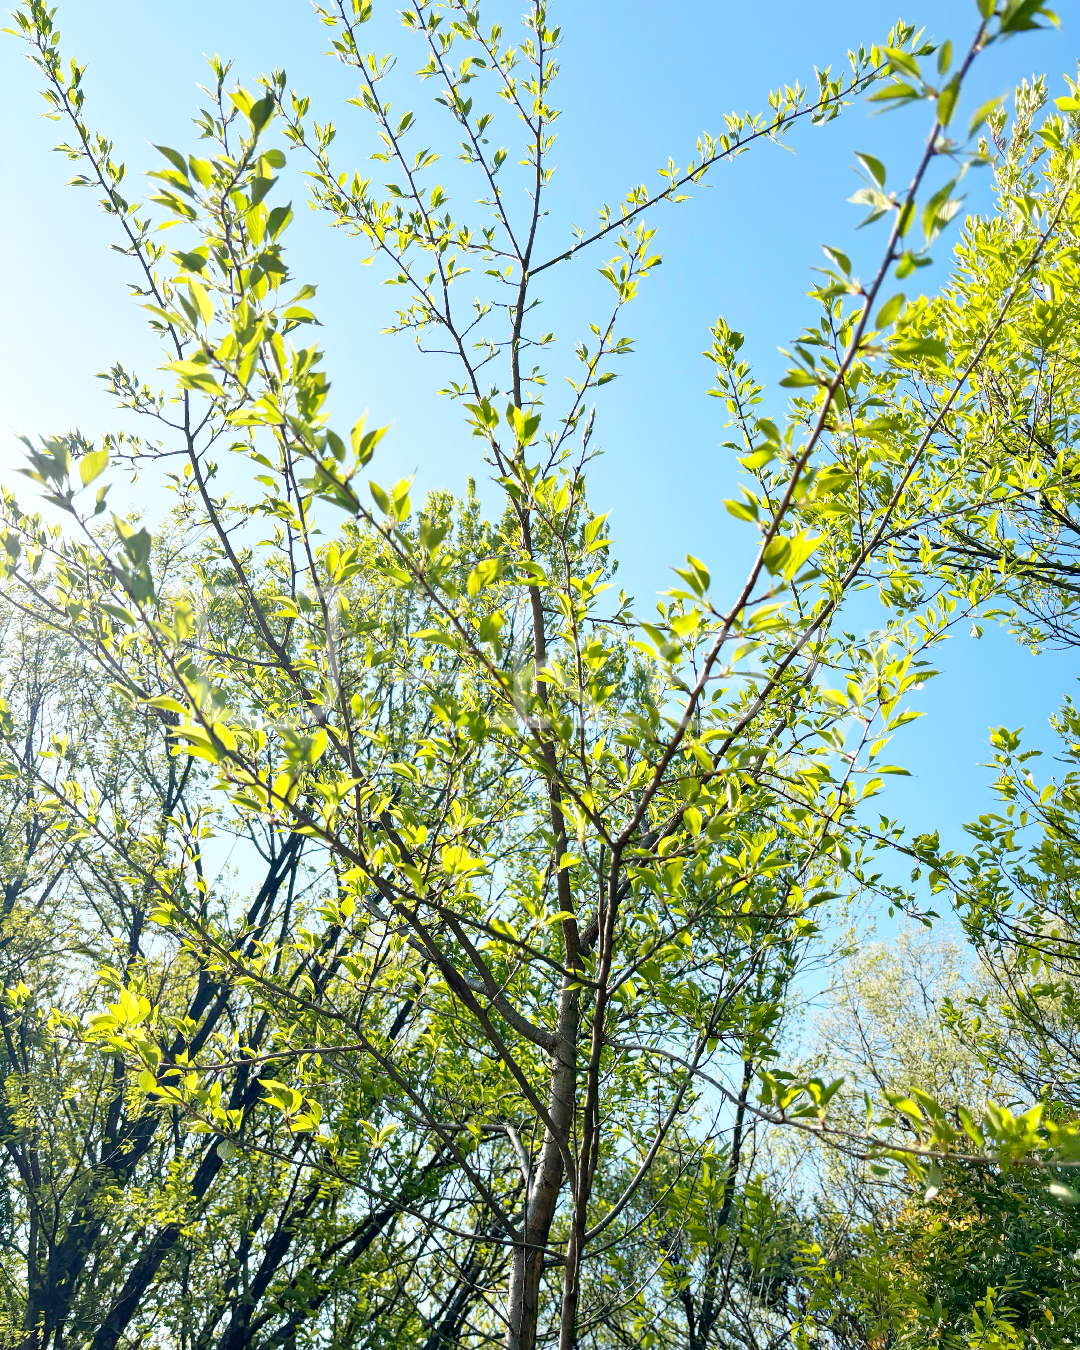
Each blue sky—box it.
[0,0,1076,863]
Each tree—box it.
[771,925,1080,1350]
[1,1,1077,1347]
[862,69,1080,654]
[0,598,498,1349]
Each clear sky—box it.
[0,0,1076,865]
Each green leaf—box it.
[583,513,609,551]
[755,419,781,445]
[875,293,906,328]
[163,360,223,396]
[351,414,388,467]
[868,82,920,106]
[779,367,817,388]
[725,498,758,523]
[892,336,948,364]
[188,156,215,186]
[739,447,776,470]
[390,476,412,522]
[762,536,791,576]
[173,248,208,273]
[146,695,188,715]
[782,530,820,578]
[188,280,214,326]
[895,249,932,279]
[249,94,275,133]
[154,145,190,177]
[506,404,541,446]
[936,39,952,75]
[854,151,886,188]
[884,1091,924,1124]
[936,75,960,128]
[79,450,108,486]
[415,627,458,649]
[249,175,277,208]
[466,557,501,597]
[822,245,851,275]
[267,203,294,240]
[921,179,961,242]
[883,47,920,78]
[685,554,710,592]
[849,186,892,227]
[999,0,1059,33]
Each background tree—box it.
[0,590,500,1349]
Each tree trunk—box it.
[503,981,579,1350]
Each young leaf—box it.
[875,293,906,328]
[79,450,108,486]
[936,75,961,128]
[854,151,886,187]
